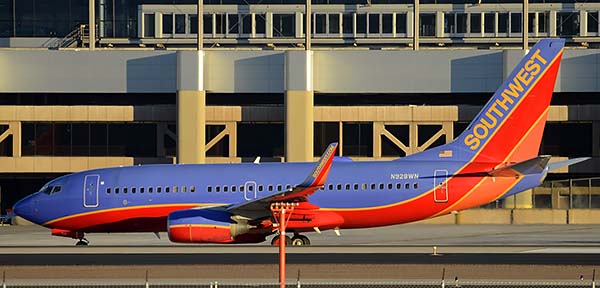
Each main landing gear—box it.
[271,233,311,246]
[75,237,89,246]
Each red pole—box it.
[279,207,286,288]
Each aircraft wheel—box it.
[271,235,292,246]
[75,238,89,246]
[291,235,310,246]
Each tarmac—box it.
[1,224,600,284]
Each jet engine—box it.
[167,208,265,244]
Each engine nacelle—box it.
[167,208,264,244]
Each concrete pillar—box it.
[503,190,533,209]
[523,0,528,50]
[226,122,237,160]
[373,122,385,158]
[9,122,20,157]
[89,0,95,50]
[285,50,314,162]
[413,0,419,50]
[177,50,206,164]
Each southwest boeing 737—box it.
[13,38,586,246]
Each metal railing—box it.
[44,25,84,49]
[533,177,600,209]
[1,281,597,288]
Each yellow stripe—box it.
[43,203,227,226]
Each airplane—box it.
[13,38,587,246]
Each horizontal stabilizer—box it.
[547,157,590,172]
[487,155,551,177]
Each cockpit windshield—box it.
[40,185,62,195]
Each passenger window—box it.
[208,186,212,192]
[239,185,245,192]
[247,185,253,192]
[157,187,162,193]
[336,184,342,190]
[362,183,367,190]
[345,184,350,190]
[115,188,120,194]
[131,187,136,194]
[216,186,221,192]
[328,184,334,190]
[268,185,273,192]
[413,182,419,189]
[285,184,292,190]
[223,186,228,192]
[379,183,384,190]
[405,183,410,189]
[388,183,393,190]
[231,185,236,192]
[148,187,153,193]
[353,184,359,190]
[140,187,145,193]
[106,188,111,194]
[370,183,376,190]
[173,186,178,193]
[258,185,264,192]
[123,187,128,194]
[277,185,282,191]
[181,186,186,193]
[396,183,401,190]
[165,186,170,193]
[190,186,196,192]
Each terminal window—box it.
[329,14,340,34]
[396,13,407,34]
[273,14,295,37]
[588,11,599,33]
[556,12,580,36]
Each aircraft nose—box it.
[13,194,40,224]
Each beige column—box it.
[9,122,20,157]
[285,50,314,162]
[177,50,206,164]
[503,190,533,209]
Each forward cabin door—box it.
[433,170,449,203]
[83,174,100,208]
[243,181,257,201]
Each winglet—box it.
[300,142,338,187]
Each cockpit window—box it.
[41,185,62,195]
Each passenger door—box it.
[83,175,100,208]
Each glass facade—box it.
[21,122,156,157]
[2,0,600,39]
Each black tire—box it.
[291,235,310,246]
[271,235,292,245]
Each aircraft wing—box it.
[227,142,338,219]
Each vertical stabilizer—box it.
[407,39,565,164]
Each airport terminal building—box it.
[1,0,600,218]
